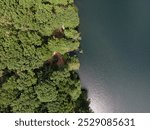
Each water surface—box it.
[76,0,150,112]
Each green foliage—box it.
[47,93,74,113]
[0,105,11,113]
[0,29,53,71]
[0,0,79,72]
[74,89,93,113]
[49,0,68,5]
[53,5,79,28]
[35,83,58,102]
[64,29,81,41]
[0,71,3,77]
[2,71,37,91]
[48,39,80,54]
[0,0,92,113]
[0,88,19,107]
[49,69,81,101]
[11,88,41,113]
[67,55,80,70]
[18,31,42,46]
[47,0,74,5]
[0,65,84,112]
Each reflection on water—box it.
[77,0,150,112]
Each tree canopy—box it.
[0,0,91,113]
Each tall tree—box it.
[0,0,92,113]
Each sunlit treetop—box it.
[0,0,80,72]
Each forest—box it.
[0,0,91,112]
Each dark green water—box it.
[76,0,150,112]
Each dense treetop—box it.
[0,0,80,72]
[0,0,91,113]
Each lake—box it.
[76,0,150,112]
